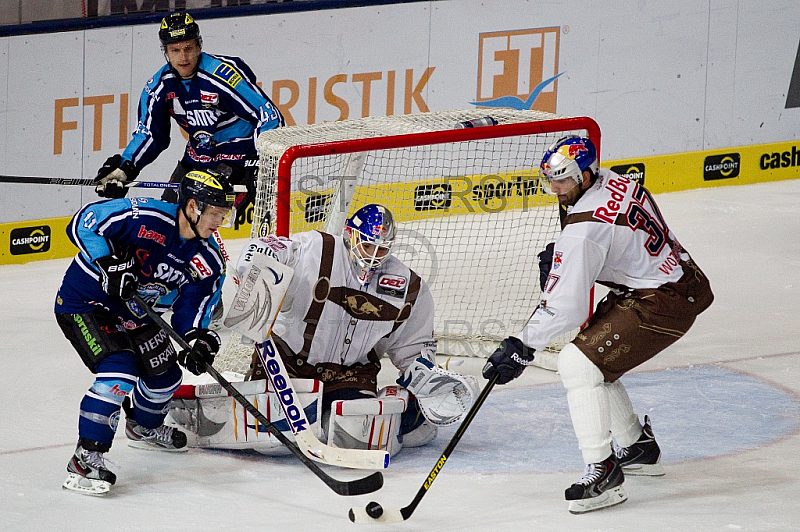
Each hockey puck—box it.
[365,501,384,519]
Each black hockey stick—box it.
[348,374,499,524]
[0,175,246,191]
[131,294,383,496]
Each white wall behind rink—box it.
[1,0,799,223]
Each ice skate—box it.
[565,454,627,514]
[124,397,188,452]
[62,439,116,496]
[615,415,665,476]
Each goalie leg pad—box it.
[398,356,480,426]
[166,378,323,455]
[326,386,409,457]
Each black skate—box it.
[62,439,116,496]
[565,454,627,514]
[124,397,188,452]
[615,415,665,476]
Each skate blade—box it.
[623,462,665,476]
[568,485,627,514]
[62,473,111,496]
[127,440,188,453]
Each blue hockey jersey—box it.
[122,52,284,173]
[55,197,226,336]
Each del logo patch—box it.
[378,274,407,296]
[189,255,213,279]
[200,91,219,106]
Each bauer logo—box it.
[610,163,646,186]
[10,226,51,255]
[473,27,561,112]
[704,153,740,180]
[414,184,452,210]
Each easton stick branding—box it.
[424,454,448,489]
[260,340,308,433]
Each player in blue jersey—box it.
[57,169,235,495]
[94,12,284,226]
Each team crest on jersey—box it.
[200,90,219,107]
[553,251,563,269]
[127,284,168,318]
[377,274,407,297]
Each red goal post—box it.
[216,110,599,376]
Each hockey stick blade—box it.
[130,294,383,496]
[348,375,498,523]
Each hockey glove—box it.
[397,356,480,426]
[94,154,139,199]
[537,242,555,291]
[179,328,221,376]
[95,253,138,300]
[482,337,536,384]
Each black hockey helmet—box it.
[159,12,202,48]
[178,169,236,210]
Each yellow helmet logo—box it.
[186,170,223,190]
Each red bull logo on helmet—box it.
[559,142,589,160]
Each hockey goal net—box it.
[215,109,600,376]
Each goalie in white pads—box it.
[170,204,478,457]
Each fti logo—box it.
[473,27,562,112]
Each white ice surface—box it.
[1,179,799,531]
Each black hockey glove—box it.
[537,242,556,291]
[95,253,138,300]
[233,165,258,230]
[179,328,221,376]
[94,154,140,199]
[482,337,536,384]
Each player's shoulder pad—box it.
[145,64,174,90]
[202,53,248,89]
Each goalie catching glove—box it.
[482,337,536,384]
[178,328,220,376]
[94,154,140,199]
[397,357,480,426]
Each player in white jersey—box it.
[482,136,713,513]
[170,204,477,456]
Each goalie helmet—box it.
[344,204,396,285]
[539,135,598,193]
[159,12,202,49]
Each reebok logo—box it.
[473,27,562,112]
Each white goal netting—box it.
[215,109,599,375]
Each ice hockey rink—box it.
[1,178,798,531]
